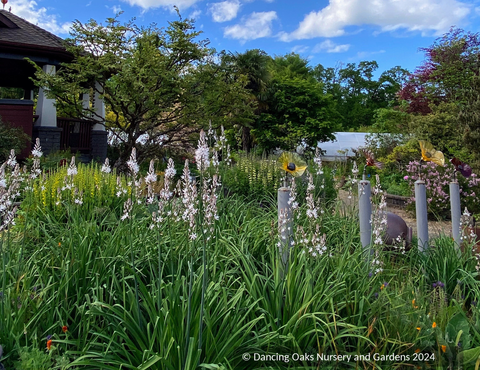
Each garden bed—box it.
[385,193,409,208]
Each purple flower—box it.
[374,293,379,298]
[368,272,373,278]
[433,282,437,288]
[404,175,408,180]
[46,335,52,340]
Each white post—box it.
[450,182,461,249]
[415,180,429,252]
[278,187,293,272]
[92,81,105,131]
[35,65,57,127]
[359,180,372,256]
[82,93,90,113]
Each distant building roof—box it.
[317,132,369,161]
[0,9,71,63]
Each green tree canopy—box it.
[252,75,341,152]
[31,14,253,168]
[314,61,409,130]
[459,72,480,170]
[399,27,480,114]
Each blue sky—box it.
[5,0,480,76]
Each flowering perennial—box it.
[101,158,111,174]
[195,130,210,173]
[181,160,198,240]
[306,174,319,220]
[67,157,78,177]
[126,148,139,177]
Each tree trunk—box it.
[242,126,251,152]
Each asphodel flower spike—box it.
[419,140,445,166]
[277,152,307,177]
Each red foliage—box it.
[398,27,480,114]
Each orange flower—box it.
[441,345,446,353]
[415,348,421,353]
[46,339,52,350]
[58,242,61,247]
[62,325,68,333]
[432,322,437,328]
[416,327,421,331]
[412,299,418,309]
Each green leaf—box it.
[458,347,480,365]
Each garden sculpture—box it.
[357,148,384,169]
[419,140,445,166]
[277,151,307,272]
[384,212,413,251]
[451,157,472,178]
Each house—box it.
[0,9,107,161]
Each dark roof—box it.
[0,9,72,63]
[0,9,66,49]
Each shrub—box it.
[0,118,29,162]
[405,160,480,219]
[379,138,419,173]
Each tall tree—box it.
[31,14,253,168]
[252,76,341,152]
[270,53,313,80]
[459,72,480,169]
[222,49,271,151]
[314,61,408,130]
[398,27,480,114]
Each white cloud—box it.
[291,45,309,53]
[280,0,471,41]
[209,1,240,22]
[312,39,350,53]
[120,0,200,11]
[190,9,202,19]
[224,11,277,42]
[8,0,71,34]
[354,50,385,59]
[112,5,123,14]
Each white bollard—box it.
[415,180,429,252]
[450,182,461,249]
[278,187,293,270]
[358,180,372,255]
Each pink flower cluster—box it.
[405,160,480,216]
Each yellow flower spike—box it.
[277,152,307,177]
[419,140,445,166]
